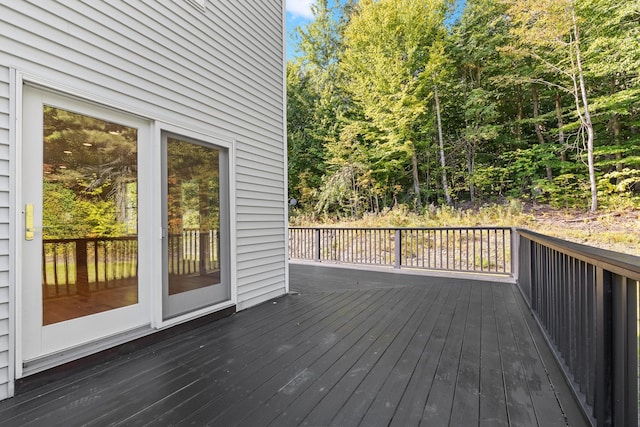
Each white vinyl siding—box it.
[0,0,286,303]
[0,66,10,400]
[0,0,285,395]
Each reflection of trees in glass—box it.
[167,138,220,233]
[43,106,137,239]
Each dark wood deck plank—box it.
[100,288,394,426]
[166,288,400,425]
[359,284,467,427]
[479,283,510,426]
[217,286,436,427]
[493,284,540,426]
[151,287,403,426]
[449,284,483,426]
[386,283,464,427]
[96,290,368,425]
[237,286,438,425]
[319,284,455,427]
[0,264,587,427]
[1,290,344,426]
[418,282,472,426]
[4,289,308,402]
[304,285,455,427]
[180,287,421,426]
[505,284,569,426]
[263,285,443,427]
[363,286,465,425]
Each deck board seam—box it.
[265,285,441,427]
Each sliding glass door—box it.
[162,134,230,319]
[20,86,232,369]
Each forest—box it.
[287,0,640,218]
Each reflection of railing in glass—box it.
[40,105,142,325]
[42,230,220,299]
[166,137,221,299]
[167,229,220,276]
[42,236,139,325]
[167,229,221,295]
[42,237,138,299]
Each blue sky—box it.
[285,0,466,60]
[285,0,316,59]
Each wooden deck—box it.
[0,264,588,426]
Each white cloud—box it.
[286,0,314,19]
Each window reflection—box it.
[42,106,138,325]
[167,138,221,295]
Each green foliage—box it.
[534,174,591,209]
[42,106,139,239]
[287,0,640,214]
[598,168,640,200]
[287,1,357,211]
[334,0,452,208]
[43,182,126,238]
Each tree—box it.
[423,39,453,205]
[338,0,451,208]
[449,0,510,203]
[288,0,355,211]
[286,0,640,215]
[287,61,325,204]
[503,0,598,210]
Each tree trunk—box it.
[424,149,430,204]
[516,84,524,139]
[532,85,553,181]
[531,85,545,145]
[572,7,597,212]
[609,78,623,173]
[467,140,476,204]
[198,180,211,276]
[411,148,421,208]
[555,93,567,161]
[612,114,622,172]
[434,86,451,206]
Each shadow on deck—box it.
[0,264,588,426]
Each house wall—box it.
[0,67,10,401]
[0,0,286,397]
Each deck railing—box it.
[517,230,639,427]
[289,226,513,275]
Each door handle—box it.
[25,203,34,241]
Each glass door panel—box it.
[163,136,229,319]
[41,106,139,325]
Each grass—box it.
[290,200,640,257]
